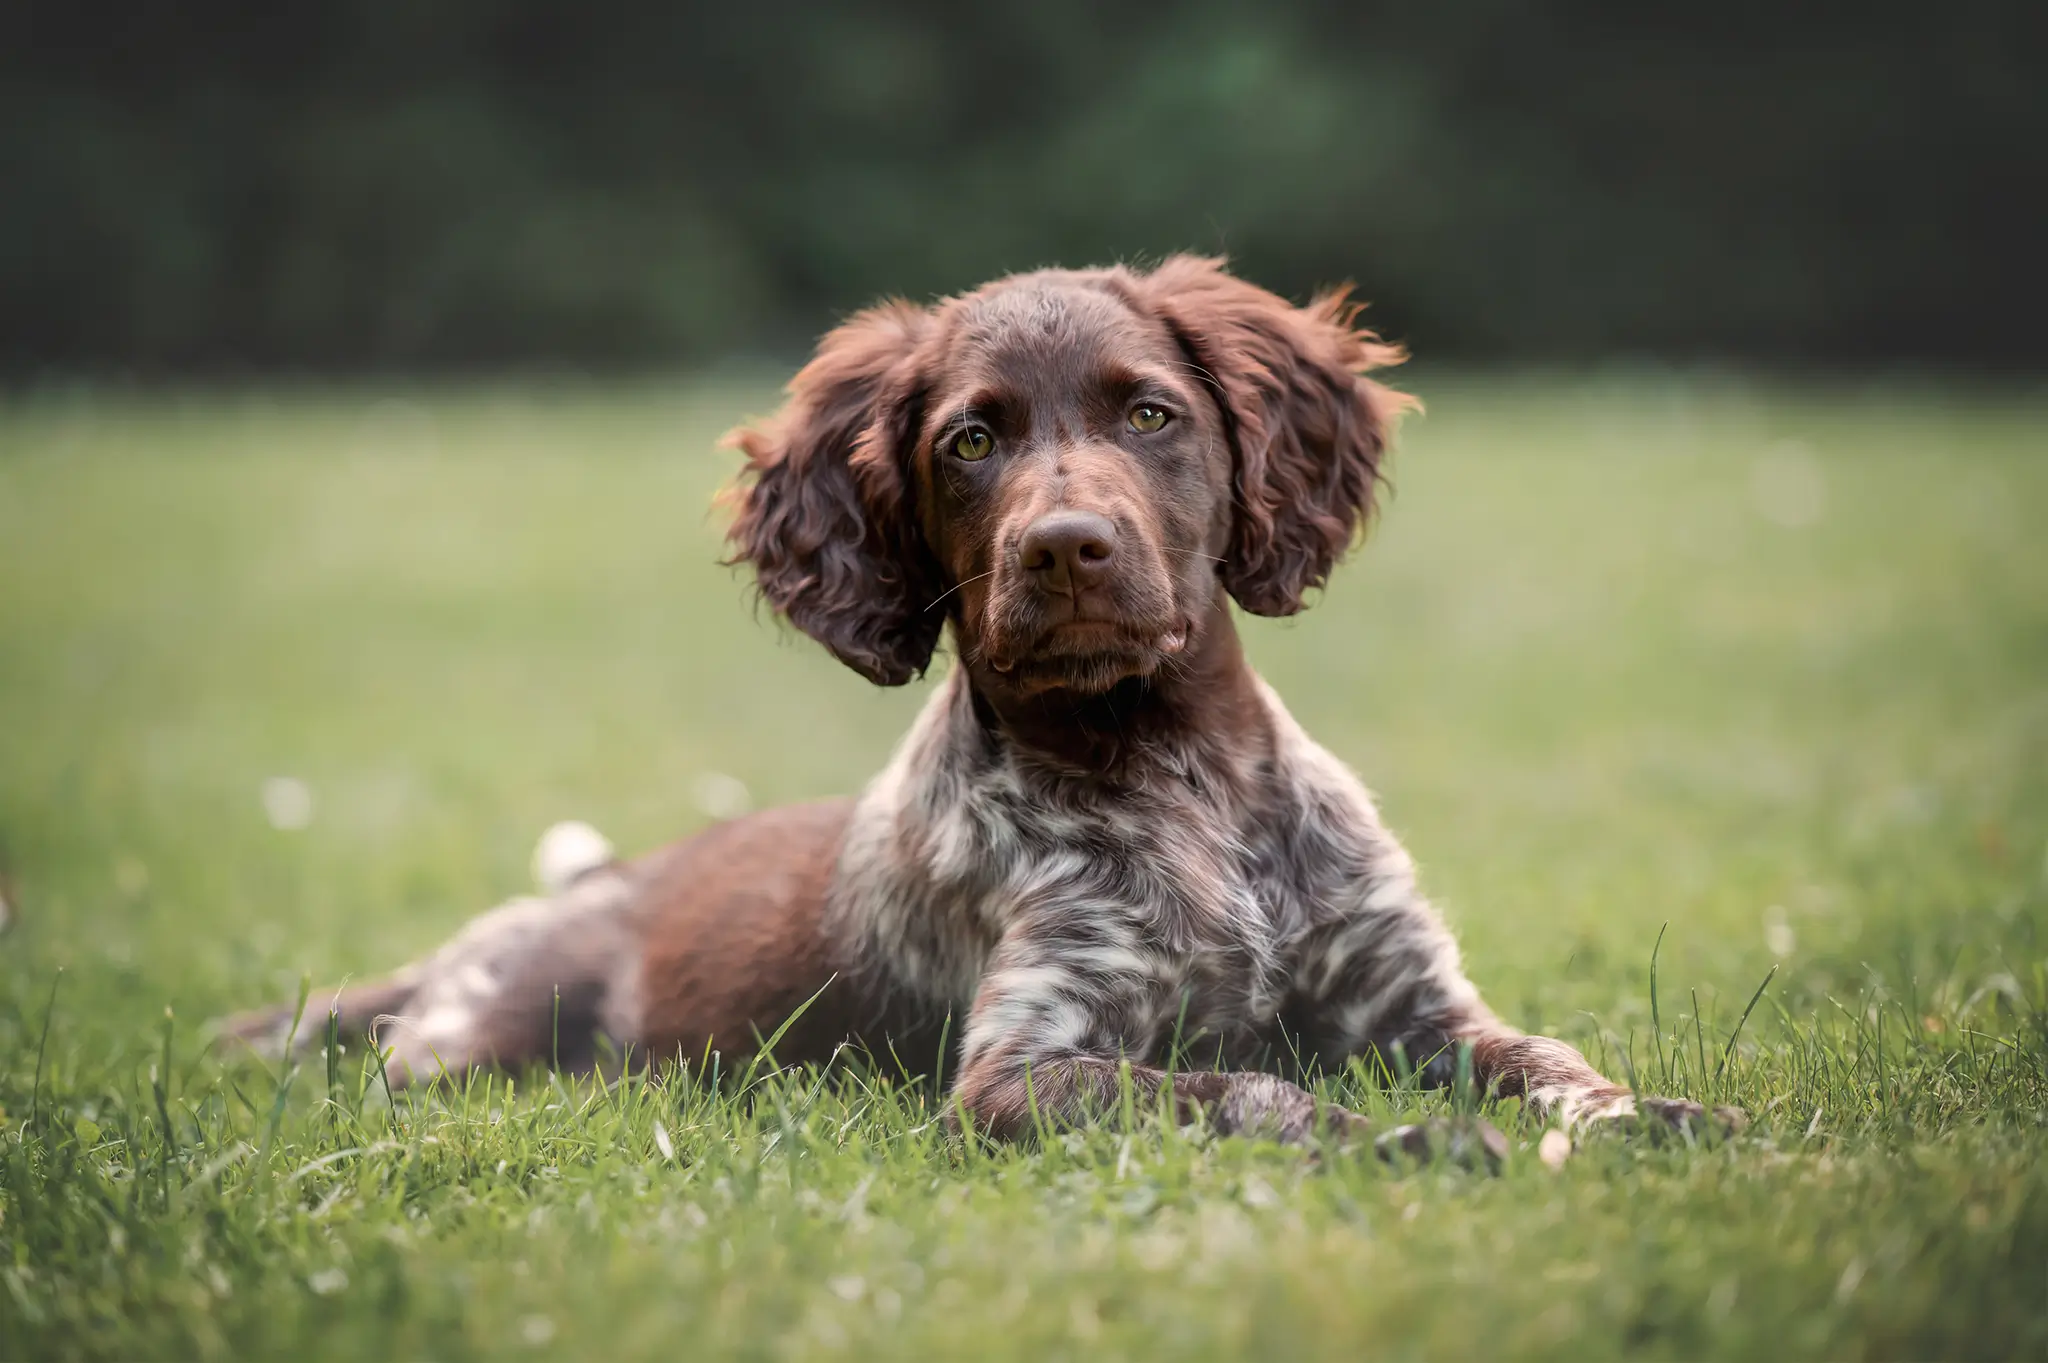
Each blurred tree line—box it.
[2,0,2038,374]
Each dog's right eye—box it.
[951,428,995,461]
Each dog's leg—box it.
[953,1041,1358,1144]
[948,920,1505,1166]
[1455,1027,1742,1131]
[217,971,423,1059]
[1285,882,1742,1134]
[952,1039,1506,1168]
[217,867,640,1087]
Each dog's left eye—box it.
[1128,404,1170,434]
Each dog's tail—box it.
[531,819,615,894]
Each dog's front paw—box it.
[1635,1095,1747,1136]
[1374,1116,1510,1173]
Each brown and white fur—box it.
[224,257,1737,1154]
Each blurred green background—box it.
[5,10,2048,1356]
[3,382,2045,1360]
[4,0,2041,375]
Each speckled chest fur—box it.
[828,665,1430,1071]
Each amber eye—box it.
[1128,404,1170,433]
[952,427,994,461]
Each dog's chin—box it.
[982,619,1190,697]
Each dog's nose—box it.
[1017,510,1118,593]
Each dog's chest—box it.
[842,753,1328,1045]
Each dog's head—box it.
[725,256,1411,696]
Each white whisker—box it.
[924,568,1000,613]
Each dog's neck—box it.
[958,595,1271,781]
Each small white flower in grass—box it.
[520,1315,556,1347]
[261,777,315,831]
[1538,1129,1573,1169]
[307,1267,348,1296]
[828,1274,865,1302]
[692,771,752,821]
[652,1119,675,1161]
[1239,1175,1279,1209]
[532,820,614,894]
[1764,904,1796,957]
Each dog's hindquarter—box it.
[220,800,934,1084]
[626,798,946,1075]
[216,874,643,1083]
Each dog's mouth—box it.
[967,540,1204,694]
[982,617,1191,693]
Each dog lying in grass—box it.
[226,256,1740,1161]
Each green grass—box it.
[2,375,2045,1361]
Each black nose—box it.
[1017,510,1119,593]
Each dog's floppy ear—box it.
[1136,255,1414,616]
[724,302,942,685]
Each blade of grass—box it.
[28,967,62,1136]
[737,974,837,1097]
[154,1006,176,1208]
[249,976,312,1197]
[1718,965,1777,1080]
[325,1006,341,1109]
[1649,922,1669,1085]
[1692,988,1709,1092]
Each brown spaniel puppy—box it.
[227,257,1736,1157]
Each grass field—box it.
[2,376,2044,1360]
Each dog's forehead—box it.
[941,278,1169,389]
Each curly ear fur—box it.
[723,302,942,685]
[1137,255,1415,616]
